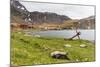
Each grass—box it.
[11,31,95,66]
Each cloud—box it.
[20,1,95,19]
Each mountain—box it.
[11,0,95,30]
[11,0,29,16]
[29,11,71,23]
[79,16,95,29]
[11,0,71,24]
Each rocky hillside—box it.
[29,11,71,23]
[11,0,95,30]
[11,0,71,24]
[79,16,95,29]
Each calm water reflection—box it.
[29,30,95,41]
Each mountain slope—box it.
[11,0,71,24]
[79,16,95,29]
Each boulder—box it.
[50,51,69,59]
[18,32,21,34]
[34,35,40,37]
[24,34,31,36]
[80,44,87,48]
[64,44,71,48]
[76,59,79,62]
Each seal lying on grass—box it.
[51,51,70,60]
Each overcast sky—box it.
[20,1,95,19]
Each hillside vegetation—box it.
[11,31,95,66]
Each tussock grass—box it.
[11,31,95,66]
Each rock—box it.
[24,34,31,36]
[84,58,88,61]
[18,32,21,34]
[80,44,87,48]
[76,59,79,62]
[64,44,71,48]
[50,51,69,59]
[34,35,40,37]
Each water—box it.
[28,30,95,41]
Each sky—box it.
[20,1,95,19]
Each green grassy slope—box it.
[11,32,95,66]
